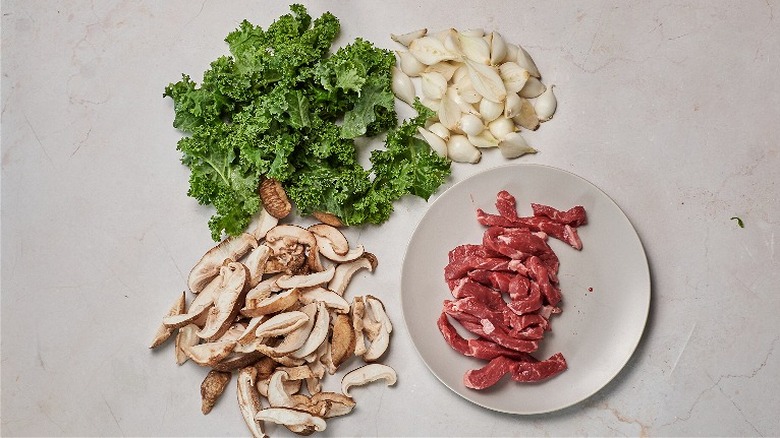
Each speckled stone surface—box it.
[2,1,778,436]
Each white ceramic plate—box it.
[401,163,650,415]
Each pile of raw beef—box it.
[438,190,587,389]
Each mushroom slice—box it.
[243,288,301,317]
[362,296,392,362]
[237,316,267,345]
[254,407,326,435]
[150,291,186,349]
[366,295,393,334]
[265,225,317,250]
[201,369,232,415]
[315,235,365,263]
[254,310,309,340]
[188,233,257,294]
[276,265,336,290]
[330,314,356,370]
[292,302,330,359]
[273,303,317,355]
[197,262,250,341]
[211,351,266,372]
[341,363,398,397]
[244,273,284,309]
[310,392,356,418]
[163,274,223,329]
[247,207,279,241]
[242,244,273,288]
[237,366,266,438]
[268,370,297,408]
[174,323,200,365]
[307,224,349,255]
[186,340,237,367]
[327,254,376,296]
[352,297,367,357]
[298,287,351,313]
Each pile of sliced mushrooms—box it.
[391,27,557,163]
[150,207,397,437]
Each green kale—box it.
[164,4,450,240]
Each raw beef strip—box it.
[463,356,517,390]
[444,256,512,282]
[437,313,534,361]
[451,315,540,353]
[507,280,543,315]
[511,352,568,382]
[449,278,506,310]
[531,203,587,226]
[476,209,583,249]
[526,256,562,306]
[495,190,520,221]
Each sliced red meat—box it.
[507,280,543,315]
[531,203,587,226]
[526,256,562,306]
[511,352,568,382]
[463,356,515,390]
[449,278,506,310]
[495,190,519,221]
[453,317,539,353]
[444,256,512,282]
[437,313,534,361]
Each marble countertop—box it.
[2,1,778,436]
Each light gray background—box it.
[2,1,779,436]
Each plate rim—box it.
[399,162,651,415]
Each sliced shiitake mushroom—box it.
[307,224,349,255]
[310,392,356,418]
[298,287,350,313]
[327,254,376,296]
[201,369,232,415]
[291,302,330,359]
[254,310,309,340]
[242,244,273,288]
[259,178,292,220]
[330,314,356,370]
[273,303,317,355]
[341,363,398,397]
[242,288,301,317]
[276,265,335,290]
[186,340,237,367]
[237,365,266,438]
[149,291,186,349]
[247,206,279,241]
[197,262,250,341]
[174,323,200,365]
[188,233,257,294]
[255,407,327,435]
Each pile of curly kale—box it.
[164,4,450,240]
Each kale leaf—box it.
[164,4,450,240]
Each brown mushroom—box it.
[327,255,376,296]
[330,314,356,370]
[188,233,257,294]
[185,340,238,367]
[275,265,336,290]
[298,287,350,313]
[242,288,301,318]
[174,323,200,365]
[310,392,356,418]
[237,365,266,438]
[259,178,292,219]
[273,303,317,355]
[201,370,232,415]
[254,407,326,435]
[341,363,397,397]
[307,224,349,255]
[149,291,186,349]
[247,206,279,241]
[242,244,273,288]
[197,262,250,341]
[291,302,329,359]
